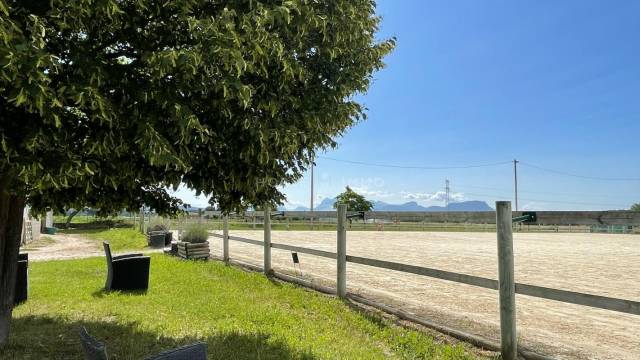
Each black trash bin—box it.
[15,253,28,305]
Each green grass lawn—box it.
[59,228,148,251]
[4,255,489,359]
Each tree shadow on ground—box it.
[2,315,317,360]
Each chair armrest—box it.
[113,253,144,260]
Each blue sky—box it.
[179,0,640,211]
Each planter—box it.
[177,241,210,260]
[164,241,178,256]
[147,231,166,248]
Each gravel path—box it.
[25,233,104,261]
[24,233,162,261]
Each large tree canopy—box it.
[1,0,394,213]
[0,0,394,345]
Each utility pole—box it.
[445,179,450,211]
[513,159,519,211]
[310,159,314,229]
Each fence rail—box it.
[213,203,640,360]
[210,234,640,316]
[217,209,640,226]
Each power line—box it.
[317,156,640,181]
[318,156,512,170]
[519,162,640,182]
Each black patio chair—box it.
[79,327,207,360]
[103,242,150,291]
[14,253,28,305]
[146,342,208,360]
[79,327,108,360]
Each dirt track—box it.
[209,230,640,360]
[25,233,104,261]
[25,233,162,261]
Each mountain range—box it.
[284,198,493,212]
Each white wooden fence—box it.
[211,201,640,360]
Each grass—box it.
[59,228,147,252]
[4,255,489,359]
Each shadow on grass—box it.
[91,288,148,298]
[3,315,317,360]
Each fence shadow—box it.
[3,315,317,360]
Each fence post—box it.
[263,204,272,275]
[337,204,347,298]
[223,215,229,264]
[139,207,145,234]
[496,201,517,360]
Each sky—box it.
[177,0,640,211]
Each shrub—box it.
[181,223,209,243]
[148,218,169,232]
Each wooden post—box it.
[139,207,145,234]
[496,201,517,360]
[223,215,230,264]
[337,204,347,298]
[263,204,271,275]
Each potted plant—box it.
[147,220,172,248]
[177,223,210,260]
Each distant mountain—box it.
[315,197,337,211]
[300,198,493,212]
[423,201,494,212]
[373,201,427,211]
[183,205,204,212]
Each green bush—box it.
[148,218,169,232]
[181,223,209,243]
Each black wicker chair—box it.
[14,253,28,304]
[79,327,108,360]
[103,242,150,291]
[79,328,207,360]
[145,342,208,360]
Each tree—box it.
[0,0,394,345]
[333,186,374,212]
[632,203,640,212]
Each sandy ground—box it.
[209,230,640,360]
[24,233,162,261]
[24,233,104,261]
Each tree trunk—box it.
[0,174,25,347]
[65,208,80,229]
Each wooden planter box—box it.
[177,241,210,260]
